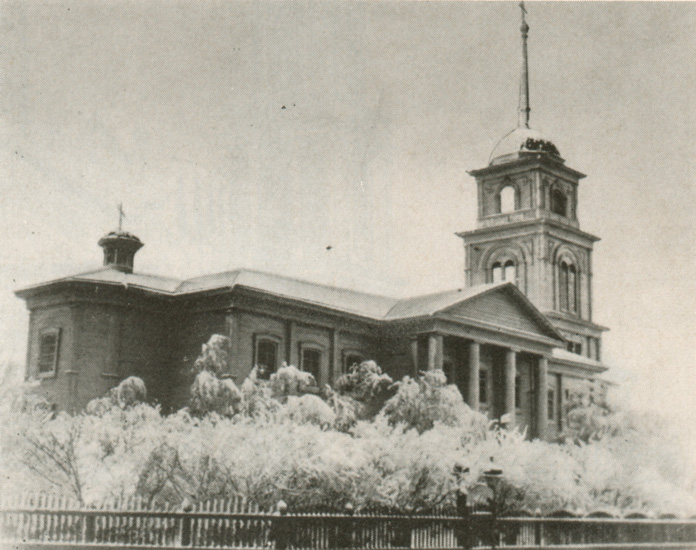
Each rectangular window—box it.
[301,347,322,384]
[38,329,60,376]
[566,341,582,355]
[547,389,555,420]
[255,337,279,379]
[479,370,488,404]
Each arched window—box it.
[568,264,577,313]
[559,261,578,313]
[504,260,516,285]
[492,259,517,285]
[499,186,516,213]
[492,262,503,283]
[559,262,569,311]
[551,187,568,217]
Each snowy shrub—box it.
[325,388,358,432]
[87,376,148,416]
[335,360,394,419]
[280,394,336,428]
[335,360,393,401]
[381,370,487,434]
[269,364,317,400]
[239,367,281,419]
[2,357,695,518]
[192,334,231,376]
[189,370,242,417]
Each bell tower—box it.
[457,3,607,361]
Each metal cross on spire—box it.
[118,203,126,231]
[518,1,531,129]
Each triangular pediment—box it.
[440,285,562,341]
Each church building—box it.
[15,6,609,440]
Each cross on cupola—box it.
[118,202,126,231]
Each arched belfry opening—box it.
[499,186,516,213]
[550,187,568,217]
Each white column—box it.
[536,356,549,440]
[427,333,443,371]
[468,341,480,410]
[504,349,517,428]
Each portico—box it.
[384,282,564,439]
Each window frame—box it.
[253,334,281,379]
[558,259,579,315]
[37,328,61,378]
[503,260,516,286]
[492,262,503,283]
[566,339,582,355]
[498,185,517,214]
[299,341,325,385]
[490,257,518,286]
[550,186,568,217]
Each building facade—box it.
[15,6,609,440]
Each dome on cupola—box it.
[98,230,144,274]
[489,127,562,166]
[487,2,563,167]
[98,205,143,273]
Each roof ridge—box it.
[229,267,401,301]
[175,268,243,292]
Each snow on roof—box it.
[178,269,400,318]
[383,283,505,320]
[16,266,562,340]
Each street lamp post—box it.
[482,466,504,550]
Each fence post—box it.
[83,505,96,543]
[456,489,472,549]
[271,500,290,550]
[534,508,542,546]
[344,503,355,549]
[180,499,193,547]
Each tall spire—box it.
[518,1,530,129]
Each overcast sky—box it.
[1,1,694,421]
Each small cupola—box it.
[98,204,143,273]
[98,231,143,273]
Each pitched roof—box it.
[178,269,399,318]
[16,267,399,318]
[16,267,182,295]
[383,283,506,320]
[15,266,561,342]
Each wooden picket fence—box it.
[2,493,696,549]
